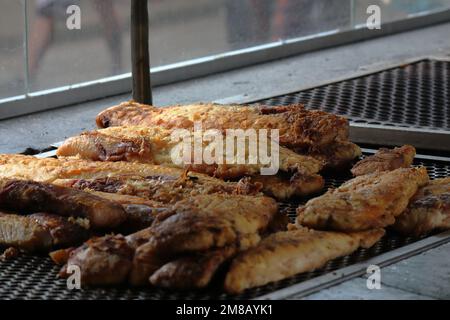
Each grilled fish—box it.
[129,194,277,285]
[351,145,416,176]
[56,126,324,179]
[224,227,385,294]
[96,101,349,149]
[150,247,237,289]
[0,211,89,252]
[296,167,429,231]
[61,194,278,287]
[0,178,126,229]
[393,178,450,236]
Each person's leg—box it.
[28,1,55,80]
[93,0,122,75]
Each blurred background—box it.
[0,0,449,101]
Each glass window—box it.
[0,0,449,110]
[26,0,130,93]
[353,0,450,25]
[0,0,25,100]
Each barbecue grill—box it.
[1,58,449,300]
[1,1,449,300]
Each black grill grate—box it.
[1,157,449,300]
[2,60,450,299]
[255,59,450,130]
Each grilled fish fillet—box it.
[149,246,237,289]
[351,145,416,176]
[95,101,349,149]
[393,178,450,236]
[303,140,362,170]
[62,194,278,286]
[0,154,320,201]
[296,167,429,231]
[56,126,324,179]
[0,178,126,229]
[224,228,385,294]
[0,212,89,251]
[61,234,135,285]
[0,154,263,200]
[251,172,324,200]
[53,174,260,204]
[129,194,277,285]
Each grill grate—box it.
[1,157,449,300]
[255,59,450,130]
[1,60,450,299]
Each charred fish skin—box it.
[0,211,89,252]
[95,101,349,149]
[296,167,429,232]
[0,178,126,230]
[224,228,385,294]
[393,177,450,236]
[351,145,416,177]
[56,125,324,180]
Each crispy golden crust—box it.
[251,173,324,200]
[224,228,385,294]
[0,154,264,200]
[49,247,76,265]
[150,195,276,252]
[56,126,323,179]
[351,145,416,176]
[296,167,429,231]
[0,178,126,229]
[61,194,277,286]
[393,178,450,236]
[0,154,235,184]
[62,234,134,286]
[95,101,349,149]
[129,194,277,285]
[0,212,89,252]
[150,247,237,289]
[53,174,260,204]
[303,140,362,170]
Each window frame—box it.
[1,6,450,120]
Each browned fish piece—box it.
[351,145,416,176]
[0,154,321,201]
[393,178,450,236]
[0,154,266,199]
[224,228,385,294]
[251,173,324,200]
[95,101,349,149]
[61,234,135,286]
[0,212,89,252]
[49,247,76,265]
[129,194,277,285]
[56,126,324,180]
[60,194,277,287]
[53,174,260,204]
[296,167,429,231]
[303,140,362,170]
[0,178,126,229]
[150,247,237,289]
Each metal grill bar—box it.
[254,59,450,152]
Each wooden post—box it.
[131,0,152,104]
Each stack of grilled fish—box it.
[0,101,449,294]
